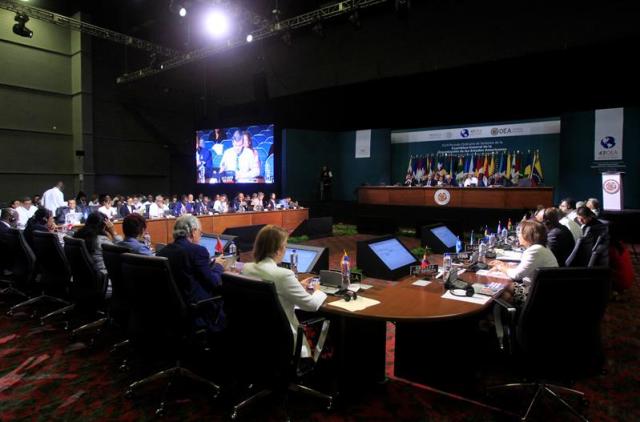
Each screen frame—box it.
[421,224,458,254]
[281,243,327,274]
[356,235,418,280]
[367,237,419,271]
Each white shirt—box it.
[41,186,67,214]
[98,206,118,219]
[16,205,37,229]
[463,177,479,187]
[506,244,559,284]
[220,147,260,183]
[242,258,327,358]
[560,216,582,242]
[148,203,168,218]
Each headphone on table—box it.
[444,279,475,297]
[342,290,358,302]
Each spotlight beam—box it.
[117,0,388,84]
[0,0,180,57]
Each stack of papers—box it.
[327,296,380,312]
[412,279,432,287]
[441,290,492,305]
[475,269,511,280]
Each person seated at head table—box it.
[148,195,170,219]
[266,193,278,210]
[489,220,558,307]
[156,215,229,335]
[173,194,195,216]
[24,207,56,250]
[241,225,326,358]
[463,174,479,187]
[10,199,21,209]
[55,198,83,224]
[534,207,575,267]
[98,195,118,220]
[117,213,153,256]
[16,197,38,229]
[74,212,123,276]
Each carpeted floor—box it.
[0,235,638,421]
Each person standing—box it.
[320,165,333,201]
[42,181,67,215]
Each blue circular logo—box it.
[460,129,469,138]
[600,136,616,149]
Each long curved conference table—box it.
[111,208,309,245]
[317,256,508,392]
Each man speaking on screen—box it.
[219,130,261,183]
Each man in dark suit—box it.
[24,208,53,250]
[157,215,228,334]
[197,138,214,183]
[536,207,575,267]
[119,196,136,218]
[55,199,84,224]
[0,208,18,234]
[576,206,609,266]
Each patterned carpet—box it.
[0,235,638,421]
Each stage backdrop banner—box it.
[391,120,560,144]
[356,129,372,158]
[594,108,624,161]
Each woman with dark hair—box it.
[24,207,54,249]
[489,220,558,307]
[118,214,152,256]
[241,225,327,357]
[74,211,122,274]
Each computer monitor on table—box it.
[200,233,238,256]
[356,235,418,280]
[281,243,329,274]
[421,224,458,254]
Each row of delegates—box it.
[489,220,559,308]
[242,225,327,357]
[157,215,229,335]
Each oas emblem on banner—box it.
[434,189,451,206]
[600,136,616,149]
[603,179,620,195]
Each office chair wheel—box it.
[125,389,135,399]
[155,407,165,417]
[326,400,333,411]
[230,410,239,420]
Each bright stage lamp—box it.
[204,10,230,38]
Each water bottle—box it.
[501,227,508,240]
[455,236,463,254]
[228,241,238,271]
[341,251,351,289]
[443,253,452,272]
[478,241,487,263]
[290,249,299,275]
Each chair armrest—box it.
[493,297,516,312]
[493,298,517,353]
[299,316,327,327]
[190,295,223,310]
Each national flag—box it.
[497,221,502,234]
[531,151,544,185]
[497,153,504,176]
[469,230,475,245]
[488,154,495,177]
[482,154,489,175]
[411,155,419,176]
[514,152,521,176]
[420,251,430,269]
[341,250,350,273]
[523,150,532,177]
[468,154,474,175]
[457,156,464,174]
[484,225,489,237]
[505,152,511,179]
[507,218,513,231]
[407,156,413,177]
[215,236,224,254]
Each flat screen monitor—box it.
[421,224,458,254]
[356,235,418,280]
[195,124,275,184]
[368,238,418,270]
[200,233,237,256]
[280,243,328,274]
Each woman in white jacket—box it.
[490,219,558,307]
[242,225,327,357]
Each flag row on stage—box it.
[406,150,544,185]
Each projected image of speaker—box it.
[200,233,238,256]
[421,224,458,254]
[222,224,266,252]
[356,235,418,280]
[280,243,329,274]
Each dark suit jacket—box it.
[546,224,575,267]
[120,204,134,217]
[157,237,225,332]
[23,221,49,250]
[0,221,10,236]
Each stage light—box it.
[204,10,230,38]
[13,13,33,38]
[246,34,253,43]
[179,7,187,17]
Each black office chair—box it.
[102,243,133,357]
[222,272,332,420]
[489,267,610,421]
[8,231,74,320]
[64,236,109,337]
[121,253,220,416]
[3,229,38,309]
[0,229,29,299]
